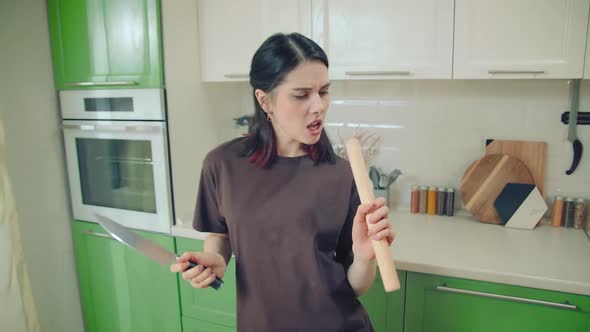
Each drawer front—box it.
[405,272,590,332]
[359,271,406,332]
[175,238,237,328]
[182,317,236,332]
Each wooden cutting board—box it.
[485,139,547,195]
[460,154,535,224]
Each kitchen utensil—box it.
[460,154,535,224]
[386,169,402,187]
[345,138,400,292]
[376,169,402,190]
[566,79,583,175]
[379,172,387,189]
[334,130,382,166]
[369,166,381,189]
[233,115,250,127]
[561,111,590,125]
[484,139,547,195]
[96,214,224,290]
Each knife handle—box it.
[186,261,224,290]
[566,139,583,175]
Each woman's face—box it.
[257,60,330,156]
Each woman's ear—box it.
[254,89,270,113]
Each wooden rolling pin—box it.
[345,138,400,292]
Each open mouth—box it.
[307,119,322,131]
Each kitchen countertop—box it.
[170,211,590,296]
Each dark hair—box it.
[241,32,336,168]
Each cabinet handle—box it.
[435,286,577,310]
[223,74,249,79]
[83,230,114,240]
[345,71,411,76]
[64,81,138,87]
[488,70,545,75]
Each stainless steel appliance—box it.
[61,89,172,233]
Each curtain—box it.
[0,114,40,332]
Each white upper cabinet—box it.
[198,0,311,82]
[454,0,590,79]
[311,0,454,79]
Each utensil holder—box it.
[374,188,390,207]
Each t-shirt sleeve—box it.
[193,158,228,234]
[335,180,360,270]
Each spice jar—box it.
[574,198,586,229]
[410,185,419,214]
[427,186,437,215]
[563,197,575,228]
[419,186,427,214]
[551,196,564,227]
[436,187,446,216]
[445,188,455,217]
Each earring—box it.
[267,113,271,121]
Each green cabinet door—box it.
[405,272,590,332]
[72,221,181,332]
[360,271,406,332]
[48,0,163,89]
[176,238,237,328]
[182,317,236,332]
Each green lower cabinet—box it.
[360,271,406,332]
[182,317,236,332]
[73,224,590,332]
[72,221,181,332]
[405,272,590,332]
[176,238,237,328]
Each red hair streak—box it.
[306,144,320,161]
[248,141,272,167]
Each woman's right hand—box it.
[170,251,227,289]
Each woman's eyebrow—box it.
[291,83,331,91]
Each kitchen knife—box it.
[561,111,590,124]
[96,214,224,290]
[566,79,583,175]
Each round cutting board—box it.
[460,154,535,224]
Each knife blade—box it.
[566,79,583,175]
[96,214,223,290]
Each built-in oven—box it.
[60,89,173,233]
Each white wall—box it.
[161,0,248,227]
[0,0,84,331]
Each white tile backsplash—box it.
[210,79,590,209]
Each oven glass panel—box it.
[76,138,156,213]
[84,97,134,112]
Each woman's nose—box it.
[310,93,326,114]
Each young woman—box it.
[171,32,394,331]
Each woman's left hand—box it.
[351,197,395,261]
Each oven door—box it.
[62,120,172,233]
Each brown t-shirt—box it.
[193,137,373,332]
